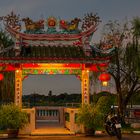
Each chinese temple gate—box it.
[0,12,115,134]
[0,12,114,107]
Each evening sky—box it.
[0,0,140,95]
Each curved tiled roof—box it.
[0,45,92,63]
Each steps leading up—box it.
[31,128,74,136]
[31,123,75,136]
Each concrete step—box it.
[31,133,74,136]
[31,128,75,136]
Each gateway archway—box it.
[15,63,90,132]
[0,12,114,134]
[15,63,90,107]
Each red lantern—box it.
[0,73,4,81]
[99,73,111,81]
[99,73,111,86]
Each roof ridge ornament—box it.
[1,12,100,35]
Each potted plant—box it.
[0,103,29,138]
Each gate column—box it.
[81,69,90,104]
[15,69,22,108]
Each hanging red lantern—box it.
[99,73,111,81]
[0,73,4,81]
[99,73,111,86]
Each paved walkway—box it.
[31,122,73,135]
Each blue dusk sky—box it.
[0,0,140,95]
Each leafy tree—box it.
[91,91,117,105]
[131,17,140,75]
[132,17,140,46]
[0,72,15,103]
[0,29,14,104]
[131,91,140,105]
[0,29,13,49]
[102,19,140,117]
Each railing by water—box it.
[35,106,64,124]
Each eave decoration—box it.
[0,11,100,38]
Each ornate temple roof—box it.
[0,12,114,64]
[0,45,111,63]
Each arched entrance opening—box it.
[22,74,81,130]
[14,63,90,134]
[22,74,81,107]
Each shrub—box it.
[76,94,116,132]
[0,103,29,130]
[77,104,95,130]
[93,95,115,128]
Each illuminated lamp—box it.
[102,81,108,86]
[16,70,20,73]
[99,73,111,86]
[0,73,4,81]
